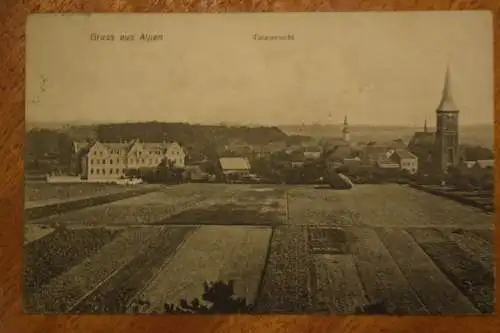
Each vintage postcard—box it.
[24,12,495,315]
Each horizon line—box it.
[27,120,494,128]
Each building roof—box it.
[475,160,494,168]
[363,145,389,162]
[73,141,90,152]
[393,149,417,159]
[342,158,362,167]
[289,151,306,162]
[376,159,400,169]
[320,137,349,149]
[304,146,323,153]
[408,132,435,147]
[219,157,251,171]
[437,66,459,112]
[461,161,476,168]
[102,142,134,151]
[388,139,408,149]
[87,139,181,155]
[326,146,352,161]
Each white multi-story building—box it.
[78,139,185,180]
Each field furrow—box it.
[32,191,208,226]
[24,228,120,296]
[255,225,312,313]
[407,228,495,313]
[157,187,287,226]
[349,227,428,314]
[442,229,494,271]
[311,253,367,313]
[24,225,55,245]
[135,225,271,313]
[376,228,479,314]
[68,226,195,313]
[24,227,162,313]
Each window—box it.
[141,159,144,163]
[99,152,103,157]
[96,160,100,165]
[96,169,100,174]
[116,159,120,164]
[93,151,97,156]
[116,168,119,174]
[149,158,153,165]
[102,159,106,164]
[90,159,94,165]
[110,159,113,164]
[102,169,106,175]
[447,149,454,164]
[110,169,113,174]
[90,168,94,174]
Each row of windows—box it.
[91,159,125,165]
[129,158,161,165]
[91,149,182,157]
[90,168,123,175]
[401,161,416,168]
[90,158,175,165]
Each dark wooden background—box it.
[0,0,498,332]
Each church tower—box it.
[342,114,350,142]
[434,66,460,173]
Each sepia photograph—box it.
[24,12,494,315]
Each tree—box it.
[461,145,494,161]
[446,166,473,190]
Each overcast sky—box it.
[26,11,493,126]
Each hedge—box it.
[408,184,494,213]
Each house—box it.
[334,157,363,174]
[459,160,477,170]
[73,141,90,154]
[285,144,304,154]
[389,149,419,175]
[266,141,287,152]
[303,146,323,159]
[80,139,185,180]
[219,157,251,178]
[389,139,408,150]
[224,139,254,155]
[289,151,306,168]
[327,146,353,161]
[375,159,401,169]
[184,165,210,181]
[361,144,390,165]
[254,141,287,158]
[474,159,494,169]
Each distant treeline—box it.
[95,122,288,145]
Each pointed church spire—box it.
[342,113,350,142]
[437,65,459,112]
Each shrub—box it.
[355,300,392,314]
[130,280,253,314]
